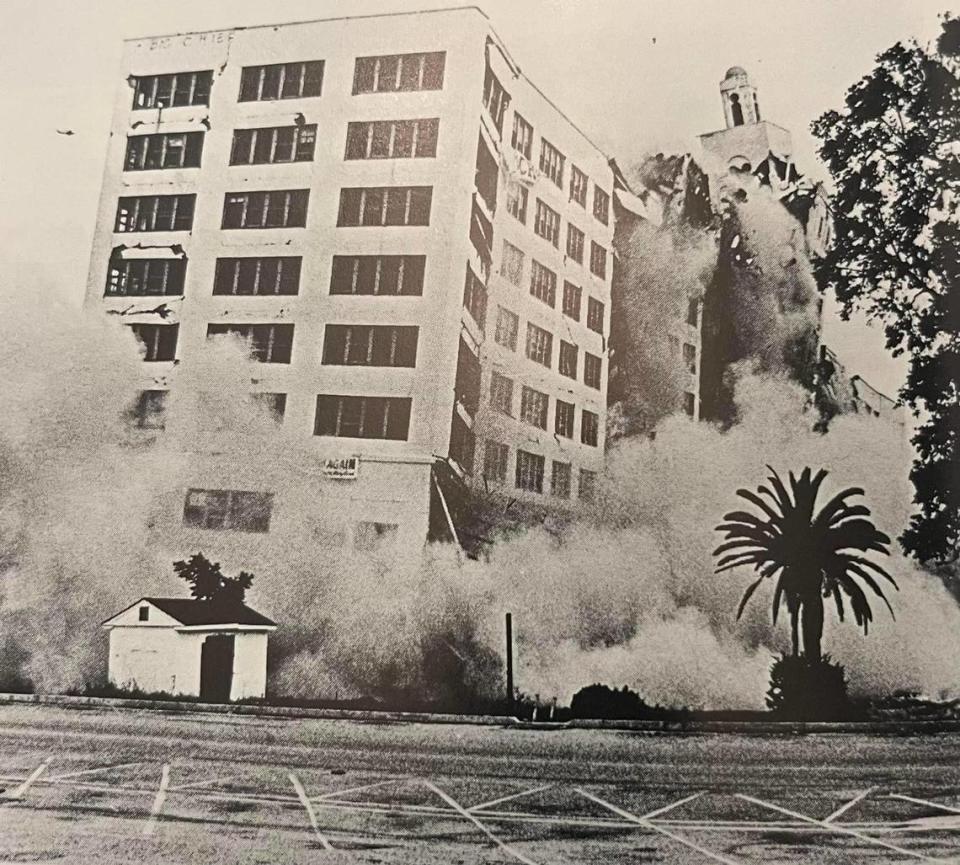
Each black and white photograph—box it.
[0,1,958,861]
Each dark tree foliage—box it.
[812,16,960,563]
[766,654,854,720]
[715,467,897,661]
[569,683,677,720]
[173,553,254,603]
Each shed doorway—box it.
[200,634,235,702]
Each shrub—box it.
[766,654,855,720]
[570,683,685,721]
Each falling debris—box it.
[56,129,75,136]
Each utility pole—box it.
[505,612,514,714]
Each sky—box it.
[0,0,946,396]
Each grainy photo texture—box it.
[0,1,958,862]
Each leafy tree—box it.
[714,467,898,661]
[173,553,253,603]
[812,15,960,563]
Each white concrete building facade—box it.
[85,6,614,556]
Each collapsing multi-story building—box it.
[85,6,614,561]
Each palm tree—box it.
[713,466,898,662]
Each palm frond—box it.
[736,575,767,619]
[734,489,783,524]
[840,554,898,589]
[812,487,866,530]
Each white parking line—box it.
[422,779,541,865]
[575,788,743,865]
[313,777,405,802]
[2,757,51,801]
[169,774,240,792]
[890,794,960,817]
[825,787,877,823]
[48,761,146,782]
[736,793,950,862]
[641,791,705,820]
[142,764,170,837]
[289,773,334,851]
[469,785,552,812]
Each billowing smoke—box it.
[2,281,958,709]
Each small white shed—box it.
[102,597,277,702]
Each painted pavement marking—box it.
[469,784,553,813]
[1,757,51,801]
[575,787,743,865]
[422,779,541,865]
[313,777,407,802]
[48,760,147,782]
[737,793,952,862]
[289,772,335,851]
[641,791,706,820]
[168,773,242,792]
[890,794,960,818]
[142,764,170,837]
[825,787,877,823]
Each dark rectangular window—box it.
[552,461,571,499]
[454,338,482,417]
[579,468,597,502]
[500,240,524,287]
[206,323,294,363]
[590,241,608,279]
[534,199,561,247]
[106,258,186,297]
[213,257,301,296]
[115,194,195,233]
[684,391,696,417]
[520,386,548,430]
[566,223,585,264]
[251,392,287,422]
[337,187,432,227]
[683,342,697,374]
[314,395,412,440]
[515,450,545,493]
[482,63,510,133]
[584,352,602,390]
[330,255,425,296]
[222,190,309,229]
[555,399,575,438]
[587,296,605,332]
[539,139,565,187]
[490,372,514,415]
[559,341,578,379]
[506,181,528,225]
[581,409,599,446]
[529,260,557,308]
[449,411,476,475]
[562,281,582,320]
[494,306,519,351]
[352,52,445,94]
[183,489,273,533]
[130,323,178,362]
[133,70,213,109]
[230,124,316,165]
[130,390,167,430]
[570,165,588,207]
[525,322,553,367]
[124,132,203,170]
[321,324,418,368]
[483,440,509,483]
[593,186,610,225]
[345,118,439,160]
[511,113,533,159]
[462,264,487,332]
[687,297,700,327]
[239,60,324,101]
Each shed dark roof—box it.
[143,597,276,627]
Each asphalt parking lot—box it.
[1,703,959,863]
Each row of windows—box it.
[498,241,605,331]
[483,442,598,500]
[488,371,600,446]
[130,52,445,111]
[125,118,442,173]
[106,253,428,298]
[509,112,610,225]
[130,321,423,368]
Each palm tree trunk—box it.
[801,595,824,663]
[790,607,799,657]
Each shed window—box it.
[138,606,150,621]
